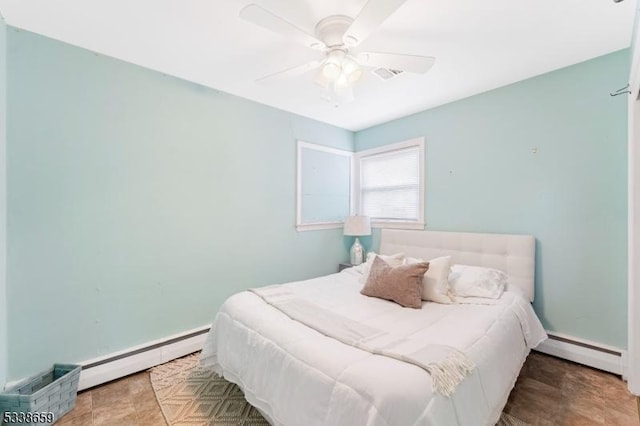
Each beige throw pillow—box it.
[405,256,453,304]
[360,256,429,309]
[360,252,405,284]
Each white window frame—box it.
[296,141,354,231]
[354,137,425,230]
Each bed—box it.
[200,229,547,426]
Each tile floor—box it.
[56,372,165,426]
[56,351,638,426]
[504,352,638,425]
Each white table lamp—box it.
[343,215,371,266]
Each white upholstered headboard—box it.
[379,229,536,301]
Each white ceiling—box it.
[0,0,636,131]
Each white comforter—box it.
[200,267,546,426]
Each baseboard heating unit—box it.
[76,325,210,391]
[535,331,627,377]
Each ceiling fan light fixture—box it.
[326,49,346,66]
[314,71,330,88]
[347,68,363,84]
[334,73,350,90]
[322,62,341,80]
[322,49,346,80]
[341,56,358,74]
[341,56,363,84]
[316,51,363,105]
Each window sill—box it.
[296,222,344,232]
[371,221,425,230]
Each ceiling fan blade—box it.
[343,0,408,47]
[357,52,435,74]
[256,60,323,84]
[240,4,326,50]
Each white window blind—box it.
[359,146,421,221]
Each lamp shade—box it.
[343,215,371,236]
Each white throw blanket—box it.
[250,285,475,397]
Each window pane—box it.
[359,146,421,221]
[361,187,419,220]
[360,148,419,188]
[300,146,351,224]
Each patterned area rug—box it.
[150,353,268,425]
[150,353,528,426]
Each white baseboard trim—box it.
[535,331,627,376]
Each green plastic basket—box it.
[0,364,81,425]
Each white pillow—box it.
[360,252,405,284]
[448,265,507,299]
[405,256,453,304]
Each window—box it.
[355,138,424,229]
[296,141,353,231]
[295,138,424,232]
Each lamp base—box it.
[350,237,365,266]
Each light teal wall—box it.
[3,22,630,381]
[0,15,7,388]
[6,27,354,380]
[356,50,629,348]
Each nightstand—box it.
[338,263,354,272]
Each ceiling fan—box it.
[239,0,435,104]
